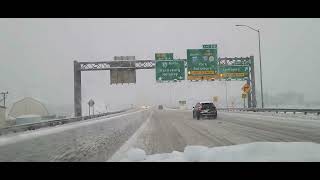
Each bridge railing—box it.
[218,108,320,115]
[0,108,132,136]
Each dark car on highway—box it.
[193,101,217,120]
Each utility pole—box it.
[0,91,8,108]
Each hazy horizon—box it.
[1,18,320,115]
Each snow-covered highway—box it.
[1,107,320,162]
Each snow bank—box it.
[127,148,146,161]
[121,142,320,162]
[184,146,208,161]
[16,114,41,118]
[224,110,320,121]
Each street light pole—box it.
[257,30,264,108]
[236,25,264,108]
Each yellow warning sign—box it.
[241,83,251,93]
[224,73,246,78]
[190,71,215,75]
[187,75,216,81]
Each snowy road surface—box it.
[109,109,320,161]
[1,108,320,161]
[0,108,151,161]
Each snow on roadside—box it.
[224,110,320,121]
[120,142,320,162]
[0,109,148,147]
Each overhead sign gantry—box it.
[74,45,257,117]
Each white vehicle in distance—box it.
[141,105,150,109]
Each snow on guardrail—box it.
[218,108,320,115]
[0,108,133,136]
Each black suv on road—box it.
[193,102,217,120]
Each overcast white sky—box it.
[1,18,320,114]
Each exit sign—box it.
[155,53,174,60]
[203,44,217,49]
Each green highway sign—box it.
[219,65,249,79]
[187,48,218,80]
[155,53,174,60]
[156,60,185,81]
[202,44,217,49]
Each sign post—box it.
[187,46,218,81]
[88,99,95,116]
[241,83,250,109]
[203,44,217,49]
[156,60,185,81]
[155,59,185,82]
[219,65,250,80]
[242,83,251,94]
[242,93,247,108]
[155,53,174,60]
[110,56,136,84]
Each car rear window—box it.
[201,103,215,109]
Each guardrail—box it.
[218,108,320,115]
[0,108,132,136]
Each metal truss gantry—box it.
[74,56,256,117]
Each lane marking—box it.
[163,107,192,112]
[107,111,154,162]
